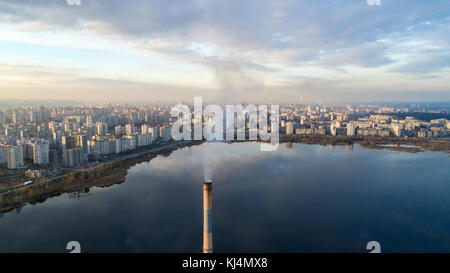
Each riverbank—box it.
[1,135,447,214]
[279,135,450,154]
[0,140,203,214]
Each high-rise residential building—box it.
[20,142,34,160]
[112,139,122,154]
[392,125,402,137]
[7,146,24,169]
[62,135,76,150]
[63,148,86,167]
[63,149,76,167]
[64,123,71,132]
[160,126,172,142]
[53,131,65,148]
[38,105,47,122]
[96,122,107,136]
[114,125,123,136]
[101,139,110,155]
[286,122,294,135]
[29,111,37,123]
[32,141,50,165]
[125,124,135,136]
[0,146,8,164]
[330,125,337,136]
[141,124,149,134]
[75,134,89,162]
[137,133,152,147]
[88,139,100,159]
[347,122,355,136]
[0,111,5,123]
[86,115,93,125]
[121,137,131,152]
[126,134,137,150]
[75,135,88,152]
[149,127,158,141]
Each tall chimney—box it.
[202,181,213,253]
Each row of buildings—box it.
[1,104,177,169]
[282,105,449,138]
[0,124,173,169]
[0,139,49,169]
[1,103,449,169]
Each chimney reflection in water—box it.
[202,181,213,253]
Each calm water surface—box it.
[0,142,449,253]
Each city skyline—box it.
[0,0,450,103]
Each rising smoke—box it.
[201,56,266,181]
[205,56,265,105]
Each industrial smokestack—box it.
[202,181,213,253]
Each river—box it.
[0,142,448,253]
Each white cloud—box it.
[67,0,81,6]
[366,0,381,6]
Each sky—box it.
[0,0,449,104]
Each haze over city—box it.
[1,0,449,103]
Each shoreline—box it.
[1,136,448,214]
[0,140,203,214]
[279,135,449,154]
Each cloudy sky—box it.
[0,0,449,103]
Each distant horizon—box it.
[1,98,450,105]
[1,98,450,112]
